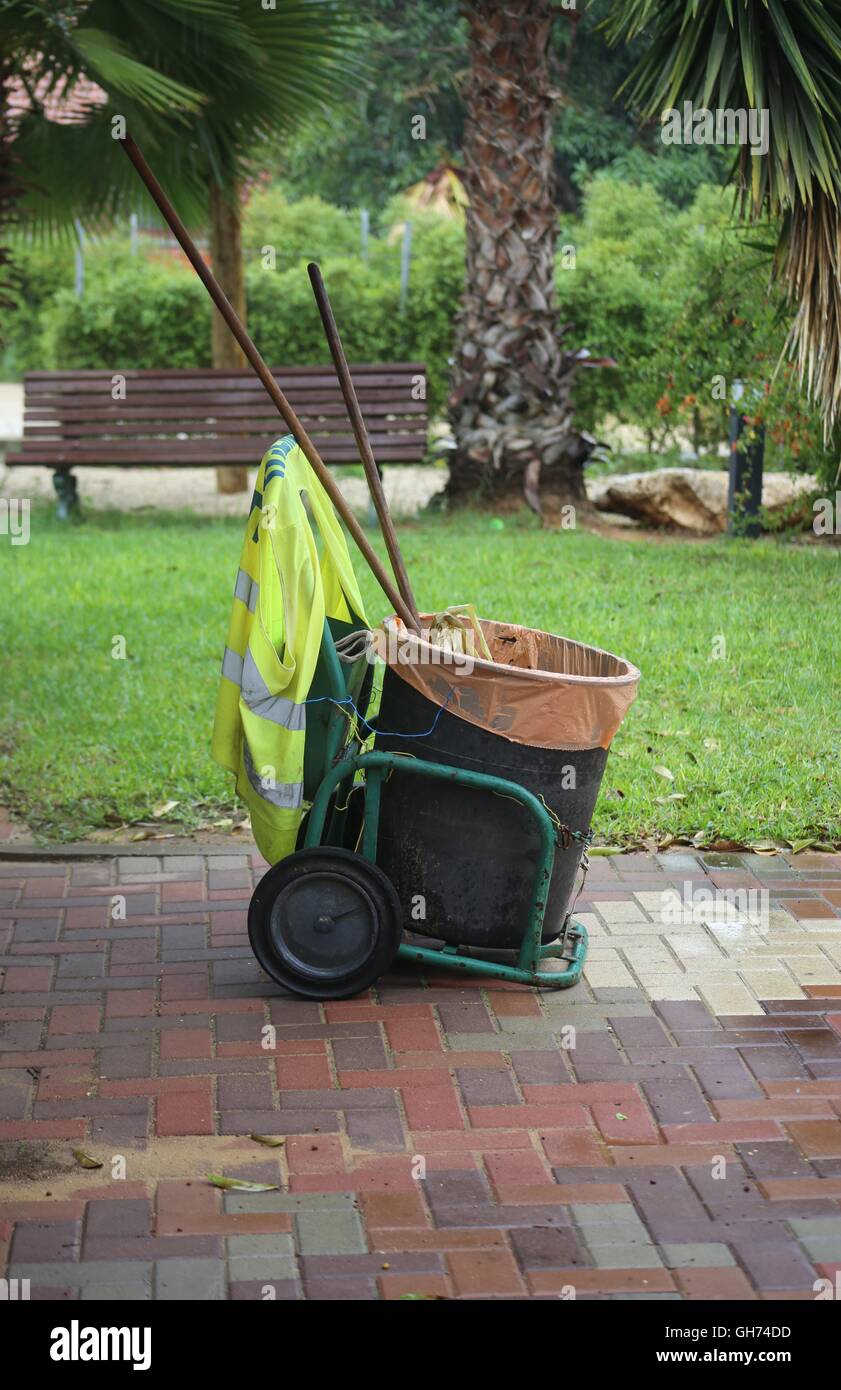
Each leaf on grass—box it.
[249,1134,285,1148]
[703,739,720,751]
[153,799,179,818]
[72,1149,103,1170]
[656,793,686,804]
[130,830,153,842]
[605,788,625,800]
[788,839,816,854]
[206,1174,279,1192]
[589,846,624,857]
[749,840,780,854]
[654,765,674,781]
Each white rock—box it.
[586,468,818,534]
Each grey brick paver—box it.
[295,1210,366,1255]
[9,1261,154,1289]
[155,1259,225,1300]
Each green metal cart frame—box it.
[295,621,588,991]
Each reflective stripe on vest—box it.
[243,743,303,809]
[241,650,306,731]
[221,647,306,732]
[234,568,258,613]
[221,647,243,685]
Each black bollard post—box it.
[52,469,79,522]
[727,383,765,538]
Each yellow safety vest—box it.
[212,435,368,863]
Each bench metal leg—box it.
[53,469,79,521]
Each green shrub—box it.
[246,256,400,364]
[1,235,76,377]
[560,176,838,482]
[42,248,211,370]
[242,185,361,269]
[247,222,463,413]
[392,218,465,412]
[20,179,837,485]
[38,217,463,416]
[557,178,698,435]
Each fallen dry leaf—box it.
[72,1149,103,1170]
[206,1175,279,1192]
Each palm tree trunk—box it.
[447,0,582,511]
[209,180,248,495]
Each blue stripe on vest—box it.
[249,487,263,542]
[268,435,296,462]
[247,437,294,539]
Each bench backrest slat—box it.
[9,365,428,467]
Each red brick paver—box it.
[1,847,840,1300]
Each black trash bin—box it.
[371,618,640,951]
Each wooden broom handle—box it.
[120,133,421,634]
[307,262,421,626]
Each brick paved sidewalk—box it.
[1,847,841,1301]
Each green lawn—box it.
[1,504,839,847]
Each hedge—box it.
[9,180,836,482]
[38,221,465,415]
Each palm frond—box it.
[72,30,206,114]
[604,0,841,440]
[7,0,362,234]
[13,104,211,236]
[780,192,841,435]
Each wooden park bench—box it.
[5,364,429,515]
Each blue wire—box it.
[302,684,456,740]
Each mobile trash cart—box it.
[116,140,640,1001]
[248,615,639,1000]
[114,140,640,1003]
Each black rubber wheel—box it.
[248,847,402,1000]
